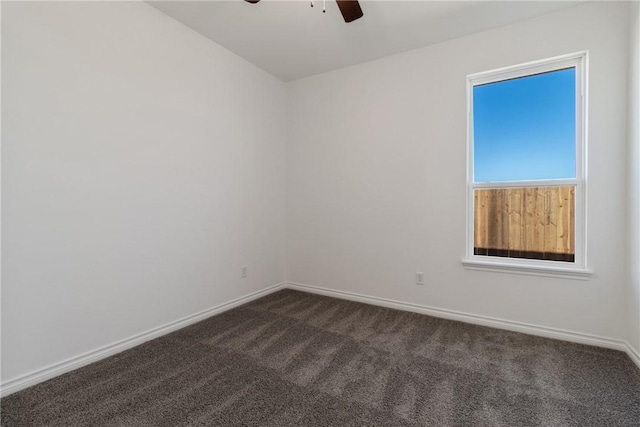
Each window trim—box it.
[462,52,592,280]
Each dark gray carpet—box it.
[2,289,640,426]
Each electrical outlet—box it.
[416,272,424,285]
[241,266,248,278]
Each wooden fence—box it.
[474,186,575,261]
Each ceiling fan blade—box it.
[335,0,363,23]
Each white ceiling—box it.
[149,0,581,82]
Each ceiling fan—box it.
[244,0,364,23]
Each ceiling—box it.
[149,0,581,82]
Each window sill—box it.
[461,258,593,280]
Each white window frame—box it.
[462,52,592,280]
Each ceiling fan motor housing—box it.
[244,0,363,23]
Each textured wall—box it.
[1,1,286,383]
[286,2,630,341]
[627,1,640,354]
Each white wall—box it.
[1,1,286,384]
[286,2,630,341]
[628,1,640,354]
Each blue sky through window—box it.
[473,68,576,182]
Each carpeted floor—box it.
[2,289,640,426]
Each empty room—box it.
[1,0,640,425]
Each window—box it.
[463,52,591,279]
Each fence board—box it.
[508,189,523,252]
[545,189,558,254]
[478,190,489,253]
[533,188,546,254]
[524,187,535,253]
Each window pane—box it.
[473,68,576,182]
[473,186,575,262]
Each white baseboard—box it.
[0,282,287,397]
[626,342,640,370]
[285,281,640,370]
[3,280,638,397]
